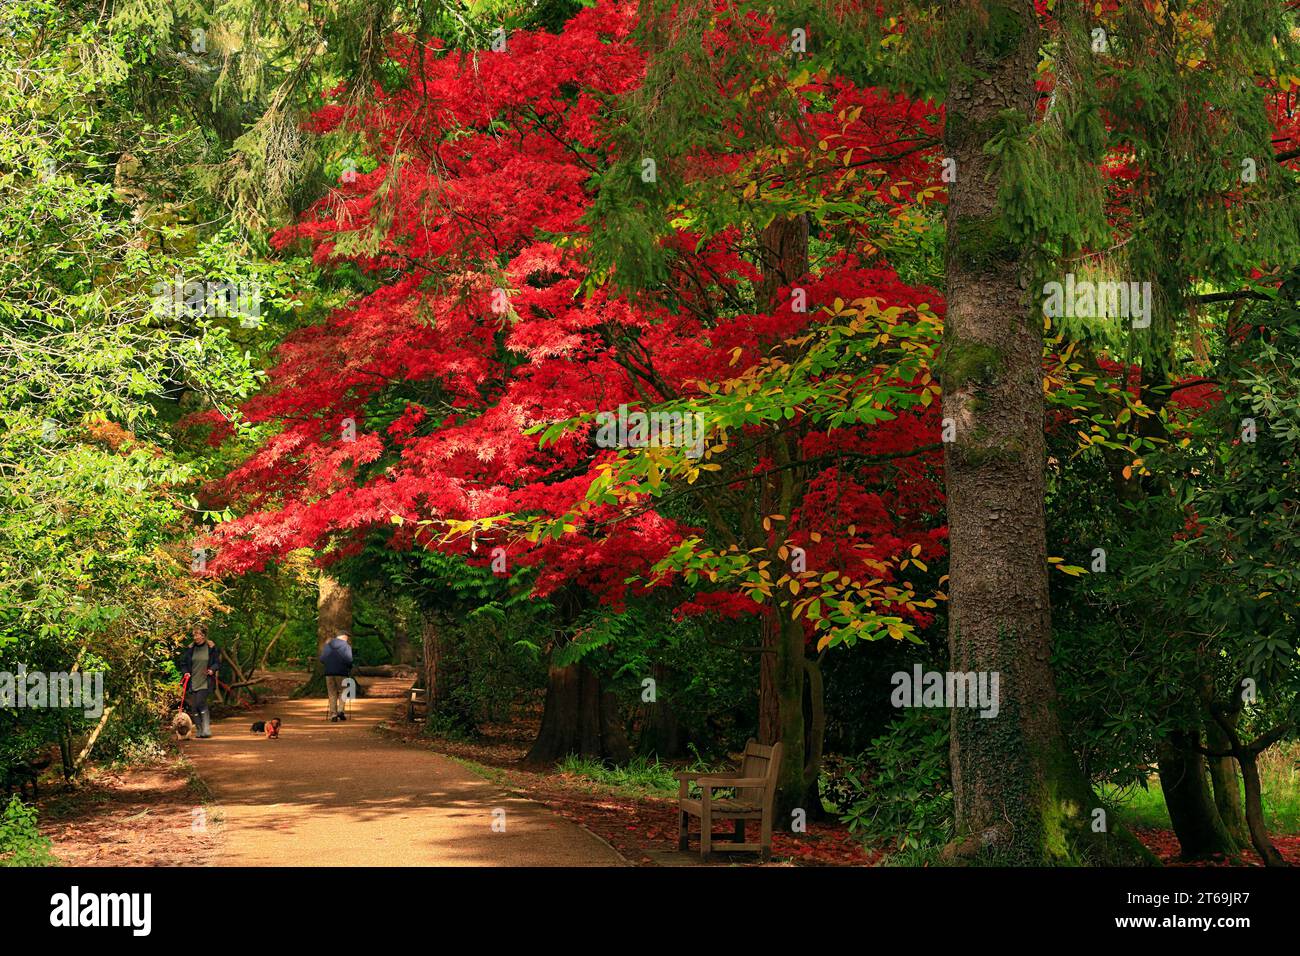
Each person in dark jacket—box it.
[179,625,221,738]
[320,633,354,721]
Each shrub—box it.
[0,796,56,867]
[824,708,953,852]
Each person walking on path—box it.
[321,633,354,721]
[180,625,221,738]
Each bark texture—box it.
[526,662,631,765]
[1156,730,1237,858]
[296,572,356,699]
[637,663,684,757]
[755,213,817,818]
[1204,714,1250,850]
[758,610,780,745]
[421,615,445,707]
[940,0,1148,865]
[316,573,354,651]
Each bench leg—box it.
[678,811,689,851]
[733,820,745,843]
[760,811,773,862]
[700,806,712,862]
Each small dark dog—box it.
[249,718,281,739]
[2,755,52,800]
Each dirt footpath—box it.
[181,696,625,866]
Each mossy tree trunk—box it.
[1201,697,1290,867]
[1204,713,1251,850]
[1156,730,1237,859]
[939,0,1149,865]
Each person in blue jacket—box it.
[320,633,354,721]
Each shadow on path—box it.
[182,696,625,866]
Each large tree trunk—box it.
[317,572,353,649]
[638,663,684,757]
[295,572,355,699]
[393,618,416,666]
[800,655,828,821]
[772,608,808,818]
[1156,730,1237,859]
[420,615,445,707]
[755,213,816,819]
[939,0,1147,865]
[525,661,631,765]
[758,611,780,745]
[756,213,809,312]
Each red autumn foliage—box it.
[192,0,949,627]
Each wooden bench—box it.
[675,739,782,862]
[407,686,428,722]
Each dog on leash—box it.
[249,718,281,739]
[172,710,195,740]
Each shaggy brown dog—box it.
[172,710,195,740]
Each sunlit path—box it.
[182,697,625,867]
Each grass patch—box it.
[555,754,707,799]
[1104,741,1300,836]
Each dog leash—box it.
[178,672,191,710]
